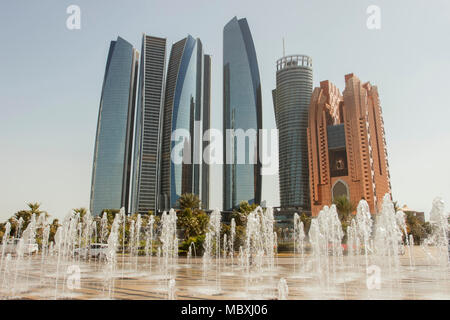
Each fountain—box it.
[100,212,108,244]
[230,218,236,264]
[207,209,222,262]
[0,222,11,270]
[426,197,449,265]
[293,214,305,272]
[0,194,448,300]
[159,209,178,278]
[145,215,155,267]
[104,212,121,298]
[243,207,276,274]
[374,194,404,280]
[277,278,288,300]
[168,278,176,300]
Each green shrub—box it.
[179,234,206,256]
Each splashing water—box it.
[168,278,176,300]
[0,193,448,300]
[277,278,288,300]
[160,210,177,277]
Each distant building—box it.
[223,16,262,210]
[307,74,392,216]
[90,37,139,215]
[400,205,425,223]
[272,55,313,209]
[131,35,167,215]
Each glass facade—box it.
[327,124,348,177]
[161,35,207,209]
[202,55,211,209]
[90,37,138,215]
[131,35,167,215]
[327,124,346,149]
[223,17,262,210]
[273,55,313,209]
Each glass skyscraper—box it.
[272,55,313,209]
[131,35,167,215]
[90,36,139,215]
[202,55,211,210]
[160,35,210,210]
[223,17,262,210]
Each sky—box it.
[1,0,449,222]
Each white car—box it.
[1,238,38,255]
[74,243,109,259]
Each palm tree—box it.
[5,202,50,239]
[177,193,201,211]
[300,212,312,235]
[177,194,208,239]
[14,202,45,221]
[73,207,88,218]
[49,218,60,243]
[393,201,401,212]
[27,202,43,214]
[9,202,46,234]
[232,201,258,227]
[73,208,87,219]
[333,195,356,224]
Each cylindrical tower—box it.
[272,54,313,209]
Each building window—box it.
[329,149,348,177]
[332,180,349,201]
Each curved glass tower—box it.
[90,37,138,215]
[223,17,262,210]
[160,35,207,209]
[272,55,313,209]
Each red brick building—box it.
[307,74,392,216]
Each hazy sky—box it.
[1,0,449,222]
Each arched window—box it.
[332,180,349,201]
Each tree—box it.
[101,209,120,216]
[300,213,312,235]
[393,201,401,213]
[0,203,58,245]
[177,208,209,239]
[333,195,356,225]
[405,212,432,244]
[177,193,201,211]
[0,223,5,242]
[232,201,258,227]
[333,196,356,244]
[49,218,60,243]
[176,193,209,255]
[229,201,259,249]
[73,207,88,218]
[177,193,208,239]
[8,202,47,237]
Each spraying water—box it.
[168,278,176,300]
[160,210,178,277]
[145,215,155,268]
[277,278,289,300]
